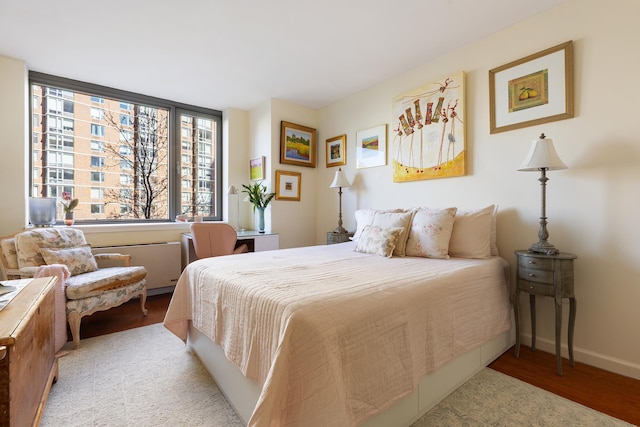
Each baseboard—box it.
[520,334,640,380]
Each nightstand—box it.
[514,250,577,375]
[327,231,353,245]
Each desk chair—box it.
[190,223,249,259]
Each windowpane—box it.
[30,72,222,223]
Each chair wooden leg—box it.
[140,287,148,316]
[67,311,81,349]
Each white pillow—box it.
[449,205,494,259]
[405,207,457,259]
[351,208,406,241]
[354,226,405,258]
[352,209,377,241]
[371,210,415,257]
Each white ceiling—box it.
[0,0,565,111]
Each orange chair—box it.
[190,223,249,259]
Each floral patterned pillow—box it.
[40,244,99,276]
[354,225,405,258]
[405,207,457,259]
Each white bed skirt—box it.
[188,322,514,427]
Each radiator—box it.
[92,242,181,293]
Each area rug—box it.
[40,324,633,427]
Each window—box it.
[30,72,222,223]
[91,140,105,152]
[91,156,105,167]
[91,187,104,199]
[120,114,132,126]
[91,107,104,120]
[119,145,132,156]
[91,124,104,137]
[91,171,105,182]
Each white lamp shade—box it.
[330,168,351,188]
[518,134,567,171]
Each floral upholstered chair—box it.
[0,228,147,349]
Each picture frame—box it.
[325,134,347,167]
[489,40,574,134]
[280,121,317,168]
[249,156,265,181]
[275,170,301,201]
[391,72,465,182]
[356,124,387,169]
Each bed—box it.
[164,205,513,427]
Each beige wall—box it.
[1,0,638,378]
[314,0,640,378]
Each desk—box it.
[514,250,577,375]
[181,230,279,270]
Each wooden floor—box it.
[78,292,640,426]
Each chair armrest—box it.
[17,267,38,278]
[94,253,132,267]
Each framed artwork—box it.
[489,40,574,134]
[356,124,387,169]
[280,121,317,168]
[249,156,265,181]
[275,170,301,201]
[326,134,346,167]
[391,71,465,182]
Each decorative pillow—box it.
[40,244,99,276]
[354,226,405,258]
[405,207,457,259]
[371,210,415,257]
[15,228,87,269]
[351,208,406,241]
[449,205,494,259]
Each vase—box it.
[28,197,57,227]
[256,207,265,233]
[64,211,75,226]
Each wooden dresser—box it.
[0,277,58,427]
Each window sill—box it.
[56,222,192,234]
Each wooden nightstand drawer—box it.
[518,266,554,284]
[518,256,554,271]
[518,279,554,296]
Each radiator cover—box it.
[92,242,181,292]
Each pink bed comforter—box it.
[164,242,511,427]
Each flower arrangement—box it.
[61,191,79,213]
[241,181,275,211]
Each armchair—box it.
[0,228,147,349]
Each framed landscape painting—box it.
[356,124,387,169]
[280,121,317,168]
[249,156,265,181]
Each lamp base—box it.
[528,240,560,255]
[333,226,348,234]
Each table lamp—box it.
[329,168,351,234]
[518,133,567,255]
